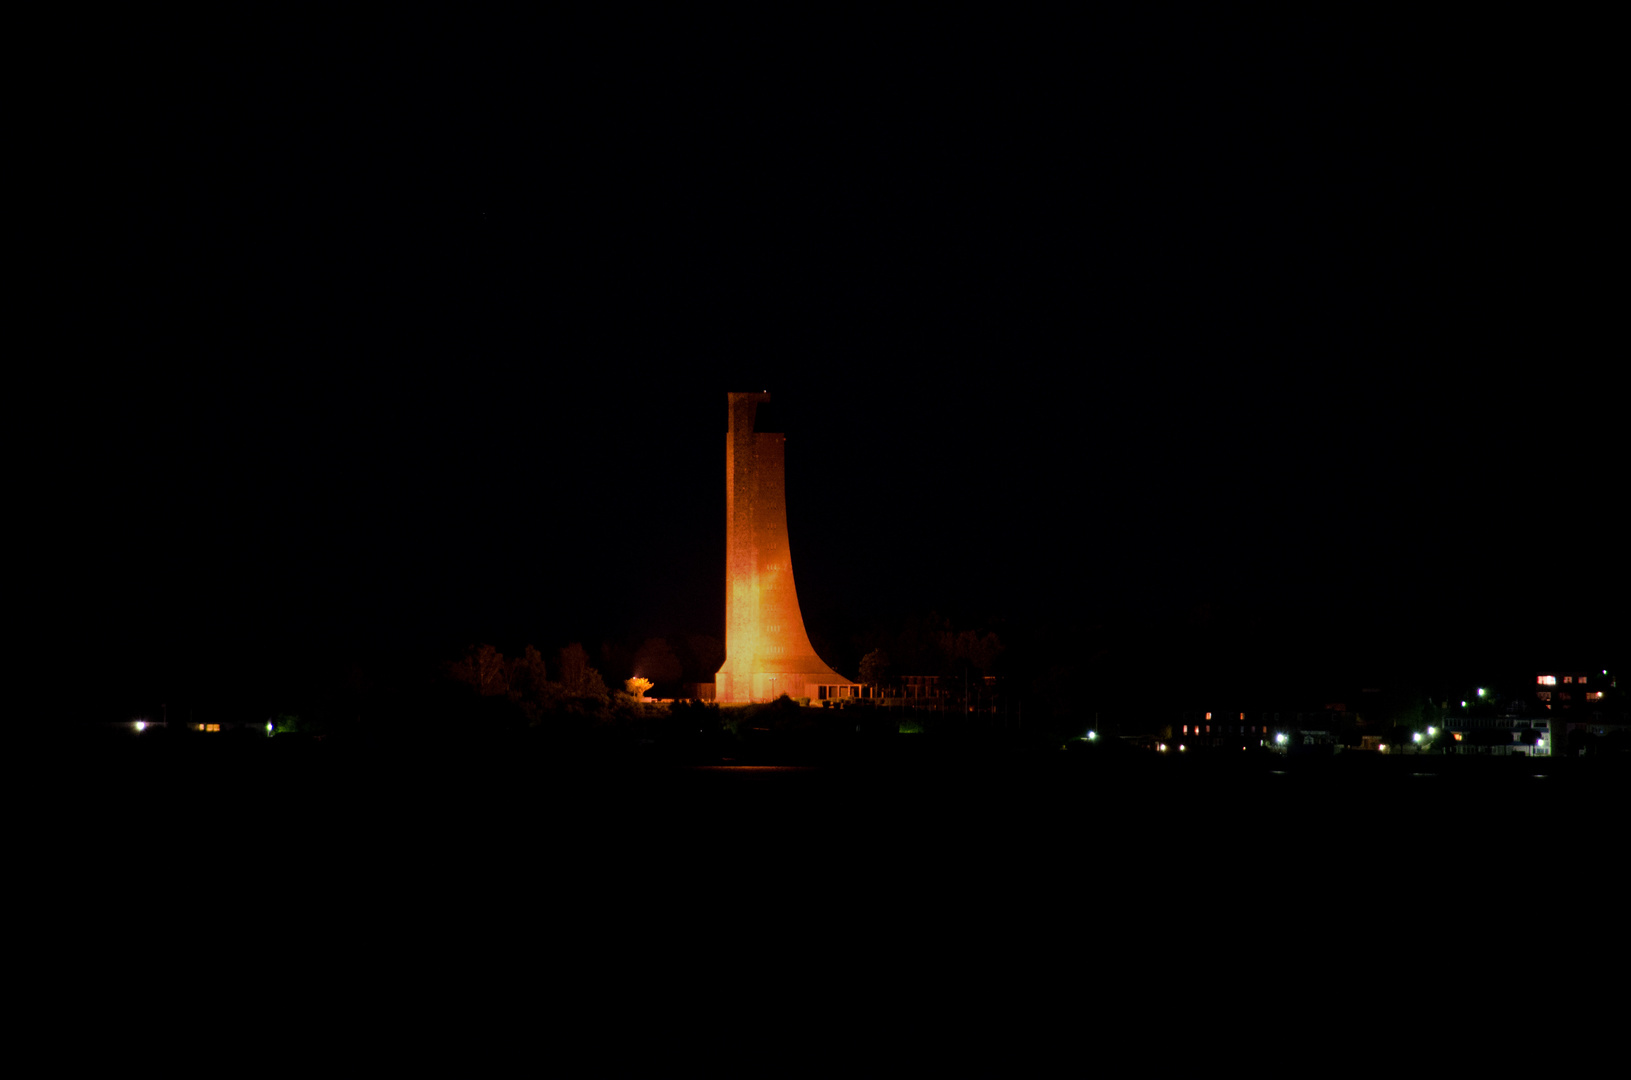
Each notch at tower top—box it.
[715,392,855,704]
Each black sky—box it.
[84,14,1619,717]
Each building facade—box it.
[714,392,854,704]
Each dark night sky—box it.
[81,14,1618,717]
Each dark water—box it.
[44,739,1620,904]
[30,736,1618,1045]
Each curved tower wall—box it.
[715,392,853,703]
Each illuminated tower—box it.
[715,392,854,704]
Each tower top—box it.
[716,390,851,702]
[726,391,780,434]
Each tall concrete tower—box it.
[715,392,854,704]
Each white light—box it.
[1179,744,1186,752]
[1428,727,1437,736]
[1413,732,1422,743]
[135,721,146,733]
[266,721,274,734]
[1461,701,1467,708]
[1085,730,1097,741]
[1478,688,1485,697]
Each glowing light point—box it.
[1477,688,1485,697]
[135,721,146,733]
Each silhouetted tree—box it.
[946,629,1003,674]
[510,645,549,701]
[599,640,633,684]
[558,643,610,703]
[632,638,683,686]
[509,645,557,721]
[449,644,510,697]
[859,648,891,690]
[680,635,724,681]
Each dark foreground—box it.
[24,733,1622,1052]
[37,735,1624,898]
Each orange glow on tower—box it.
[715,392,852,703]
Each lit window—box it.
[1205,712,1212,721]
[1537,692,1551,701]
[1183,725,1189,734]
[1586,691,1604,702]
[1578,677,1587,685]
[1563,676,1573,684]
[1537,675,1556,685]
[1239,712,1245,721]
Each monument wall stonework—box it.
[714,392,853,703]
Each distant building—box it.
[1444,716,1553,756]
[883,674,998,710]
[1173,706,1339,749]
[1534,671,1606,716]
[1535,669,1625,753]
